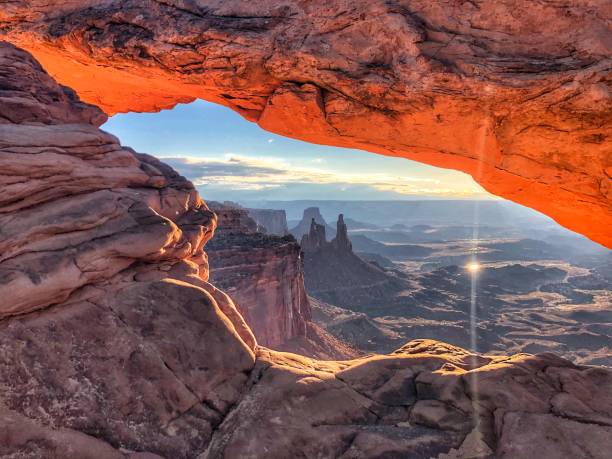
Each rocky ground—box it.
[206,340,612,459]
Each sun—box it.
[466,262,481,274]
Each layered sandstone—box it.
[0,0,610,246]
[0,41,257,456]
[206,202,310,348]
[247,208,289,236]
[206,202,356,359]
[1,41,611,459]
[0,42,255,333]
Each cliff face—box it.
[1,41,612,459]
[1,0,610,246]
[247,208,289,236]
[206,203,310,348]
[206,203,356,359]
[0,41,257,456]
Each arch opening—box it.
[103,99,611,366]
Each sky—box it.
[102,99,495,202]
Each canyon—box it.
[290,205,610,366]
[1,0,610,246]
[300,214,406,308]
[206,202,356,360]
[0,1,611,457]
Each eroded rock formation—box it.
[291,206,336,240]
[247,208,289,236]
[301,214,407,307]
[300,218,328,252]
[1,39,611,459]
[206,202,309,348]
[0,0,610,246]
[0,41,257,456]
[332,214,352,252]
[206,202,356,360]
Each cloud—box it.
[267,138,274,143]
[161,154,488,198]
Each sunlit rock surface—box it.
[207,341,612,459]
[1,42,611,459]
[1,0,610,246]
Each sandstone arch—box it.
[1,0,610,246]
[1,14,612,456]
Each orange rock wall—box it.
[2,0,610,246]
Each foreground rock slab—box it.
[1,0,611,246]
[0,280,255,458]
[204,341,612,459]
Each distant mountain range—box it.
[241,199,558,230]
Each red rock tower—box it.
[331,214,352,252]
[300,218,327,251]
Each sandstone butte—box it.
[205,202,357,360]
[0,0,610,247]
[0,3,612,459]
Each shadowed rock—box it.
[301,214,407,307]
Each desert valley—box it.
[202,200,611,366]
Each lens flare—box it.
[466,262,481,274]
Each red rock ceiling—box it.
[1,40,611,459]
[2,0,610,246]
